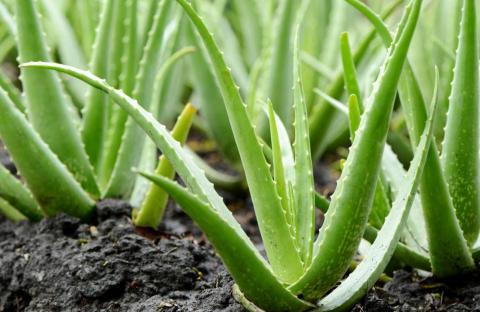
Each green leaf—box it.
[138,173,313,312]
[129,46,196,210]
[0,197,25,222]
[81,0,114,172]
[134,103,197,228]
[292,23,315,266]
[104,0,180,197]
[185,20,241,166]
[268,101,294,231]
[0,164,43,221]
[265,0,298,127]
[98,0,138,187]
[40,0,88,104]
[441,0,480,245]
[308,0,403,160]
[318,73,439,312]
[0,87,94,218]
[20,62,311,311]
[176,0,304,283]
[340,32,363,111]
[348,0,475,277]
[0,69,24,113]
[289,0,423,300]
[15,0,99,198]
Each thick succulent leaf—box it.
[185,20,241,167]
[0,197,25,222]
[0,2,15,36]
[81,0,114,173]
[20,62,311,311]
[347,95,361,140]
[0,164,43,221]
[98,0,138,187]
[230,0,263,68]
[349,0,475,276]
[293,23,315,266]
[0,70,24,113]
[320,82,429,254]
[40,0,88,104]
[308,0,403,160]
[134,103,196,228]
[138,173,313,312]
[15,0,99,197]
[289,0,423,300]
[441,0,480,245]
[265,0,298,128]
[317,68,439,312]
[314,193,431,272]
[176,0,304,283]
[340,32,363,110]
[268,101,294,230]
[129,46,195,210]
[21,62,227,212]
[0,87,94,218]
[104,0,180,197]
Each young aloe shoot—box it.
[133,103,197,229]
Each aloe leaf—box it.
[176,0,304,283]
[289,0,423,300]
[441,0,480,245]
[347,95,361,140]
[72,0,98,58]
[348,0,475,276]
[81,0,114,173]
[0,164,43,221]
[321,84,429,254]
[265,0,298,128]
[230,0,263,68]
[267,101,293,230]
[292,25,315,266]
[104,0,180,197]
[0,69,24,113]
[15,0,99,197]
[340,32,363,110]
[0,2,15,36]
[134,103,196,228]
[318,75,439,312]
[185,20,241,167]
[0,197,25,222]
[308,0,403,160]
[0,87,94,219]
[40,0,88,104]
[314,195,431,272]
[98,0,138,188]
[129,46,196,207]
[21,62,311,311]
[138,173,313,312]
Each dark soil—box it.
[352,270,480,311]
[0,200,245,312]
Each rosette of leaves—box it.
[22,0,437,310]
[0,0,195,228]
[322,0,480,281]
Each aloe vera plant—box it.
[21,0,431,309]
[324,0,480,280]
[0,0,195,225]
